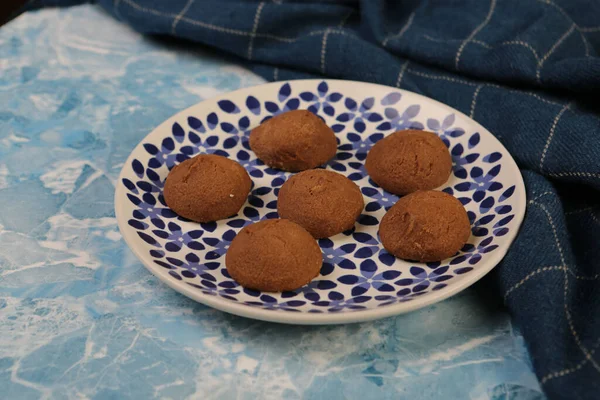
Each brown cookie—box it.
[225,219,322,292]
[163,154,251,223]
[365,130,452,195]
[249,109,338,171]
[379,190,471,262]
[277,169,364,238]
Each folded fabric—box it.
[29,0,600,398]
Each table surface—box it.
[0,5,545,400]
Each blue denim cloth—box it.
[30,1,600,398]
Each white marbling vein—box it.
[0,5,544,400]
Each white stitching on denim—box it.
[533,201,600,374]
[537,0,593,56]
[573,271,600,280]
[541,338,600,384]
[528,201,600,379]
[485,84,564,107]
[425,35,542,63]
[548,172,600,179]
[383,12,415,47]
[470,84,484,118]
[273,67,279,81]
[271,28,356,43]
[500,40,541,63]
[171,0,195,34]
[504,264,600,300]
[537,24,575,82]
[540,102,571,171]
[122,0,341,43]
[423,34,447,43]
[320,28,331,74]
[515,200,600,281]
[569,267,600,281]
[534,202,566,265]
[407,69,478,86]
[259,32,295,42]
[506,200,600,382]
[578,30,591,57]
[504,266,565,298]
[395,61,409,88]
[122,0,251,36]
[247,2,265,60]
[316,12,355,73]
[423,35,491,49]
[181,17,251,36]
[566,206,595,215]
[122,0,173,17]
[471,39,491,48]
[538,24,575,75]
[537,0,600,31]
[423,35,457,43]
[529,191,554,203]
[455,0,497,69]
[563,273,600,375]
[309,29,350,38]
[537,0,574,23]
[120,0,600,58]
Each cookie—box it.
[365,130,452,195]
[249,109,337,171]
[163,154,251,223]
[225,219,322,292]
[379,190,471,262]
[277,169,364,238]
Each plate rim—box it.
[114,78,527,325]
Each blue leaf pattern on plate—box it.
[118,80,521,314]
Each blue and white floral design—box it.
[300,81,343,116]
[427,114,465,147]
[335,97,383,133]
[115,79,525,322]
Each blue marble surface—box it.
[0,6,545,399]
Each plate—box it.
[114,79,526,324]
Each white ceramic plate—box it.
[115,79,526,324]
